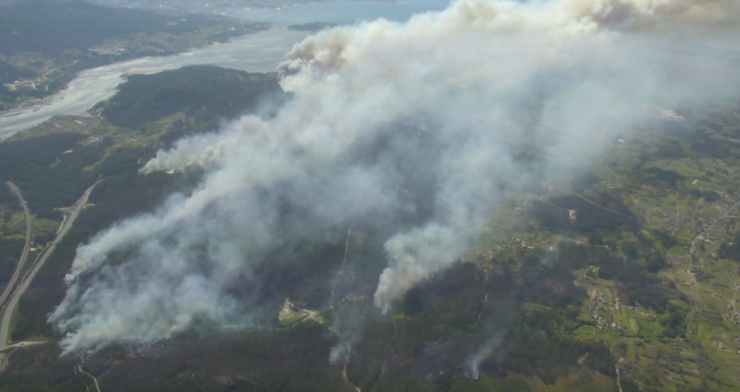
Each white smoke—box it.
[51,0,740,354]
[465,334,505,380]
[375,224,468,312]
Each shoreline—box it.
[0,19,273,116]
[0,24,301,141]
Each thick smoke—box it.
[51,0,740,354]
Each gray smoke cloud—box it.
[50,0,740,354]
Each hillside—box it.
[99,65,282,129]
[0,67,281,351]
[2,66,740,391]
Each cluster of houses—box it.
[675,277,696,288]
[580,266,597,281]
[590,289,624,331]
[590,289,622,311]
[731,312,740,325]
[89,45,126,56]
[694,233,720,250]
[597,318,624,331]
[474,238,538,262]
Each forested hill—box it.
[0,66,281,220]
[100,65,283,129]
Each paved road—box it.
[78,365,102,392]
[0,183,97,350]
[0,340,43,354]
[0,182,32,307]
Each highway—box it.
[0,182,32,307]
[0,183,97,351]
[0,340,43,354]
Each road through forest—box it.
[0,183,97,350]
[0,182,32,307]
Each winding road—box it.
[0,183,97,351]
[78,365,102,392]
[4,61,81,92]
[0,182,32,307]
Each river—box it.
[0,0,449,140]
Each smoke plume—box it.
[51,0,740,354]
[465,333,505,380]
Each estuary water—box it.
[0,0,449,139]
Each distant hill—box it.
[0,0,204,54]
[0,0,269,111]
[287,22,337,32]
